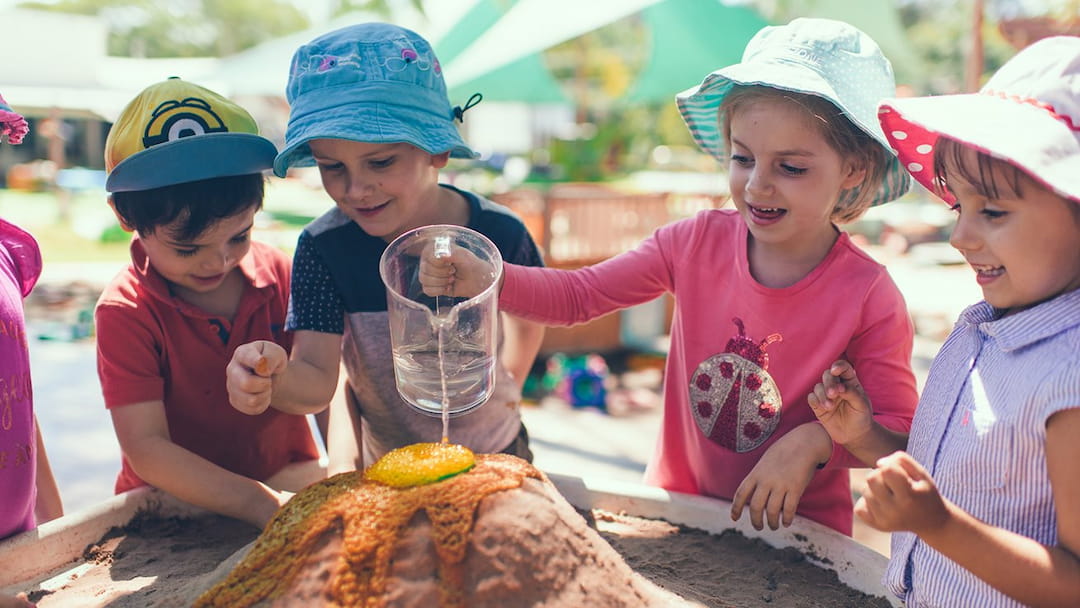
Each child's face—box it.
[309,139,450,241]
[726,98,866,253]
[138,206,257,296]
[947,154,1080,313]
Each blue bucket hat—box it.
[275,22,479,178]
[676,18,910,207]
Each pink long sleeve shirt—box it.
[501,210,917,534]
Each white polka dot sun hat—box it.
[676,17,910,207]
[879,35,1080,205]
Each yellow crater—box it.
[363,442,476,488]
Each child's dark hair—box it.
[111,174,265,241]
[932,136,1027,201]
[720,85,887,223]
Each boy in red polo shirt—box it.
[95,78,322,529]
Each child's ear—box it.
[840,162,868,191]
[106,196,135,233]
[431,152,451,169]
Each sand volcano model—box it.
[193,444,689,608]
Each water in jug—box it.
[379,225,503,440]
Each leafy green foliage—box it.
[19,0,310,57]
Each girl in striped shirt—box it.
[809,36,1080,608]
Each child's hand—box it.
[0,593,34,608]
[731,424,832,531]
[418,241,493,300]
[855,451,949,535]
[807,360,874,446]
[227,341,287,416]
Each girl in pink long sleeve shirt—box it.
[422,18,918,535]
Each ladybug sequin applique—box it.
[689,318,782,452]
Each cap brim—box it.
[273,104,478,178]
[106,133,277,193]
[879,94,1080,204]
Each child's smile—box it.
[745,203,787,224]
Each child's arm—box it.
[0,593,33,608]
[807,360,908,466]
[499,313,545,392]
[325,368,364,476]
[32,416,63,524]
[730,422,834,530]
[424,225,676,327]
[227,330,343,416]
[111,400,291,528]
[859,411,1080,607]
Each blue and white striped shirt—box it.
[886,288,1080,607]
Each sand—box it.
[15,506,892,607]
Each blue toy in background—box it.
[543,353,609,410]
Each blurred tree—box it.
[897,0,1016,93]
[329,0,424,18]
[18,0,310,57]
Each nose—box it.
[745,166,771,197]
[345,173,375,202]
[948,208,977,252]
[202,247,233,273]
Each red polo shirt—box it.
[96,238,319,493]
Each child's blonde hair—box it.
[720,85,887,224]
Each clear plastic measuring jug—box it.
[379,224,503,418]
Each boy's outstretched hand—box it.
[418,241,495,300]
[227,340,287,415]
[856,451,949,535]
[807,360,873,446]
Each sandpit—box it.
[1,459,896,607]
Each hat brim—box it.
[677,62,910,207]
[879,94,1080,204]
[273,104,479,178]
[106,133,276,193]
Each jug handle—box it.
[433,235,451,259]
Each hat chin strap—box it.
[452,93,483,122]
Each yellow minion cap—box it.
[105,77,261,173]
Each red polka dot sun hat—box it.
[878,35,1080,205]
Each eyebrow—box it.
[165,222,254,248]
[730,137,814,157]
[313,144,404,162]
